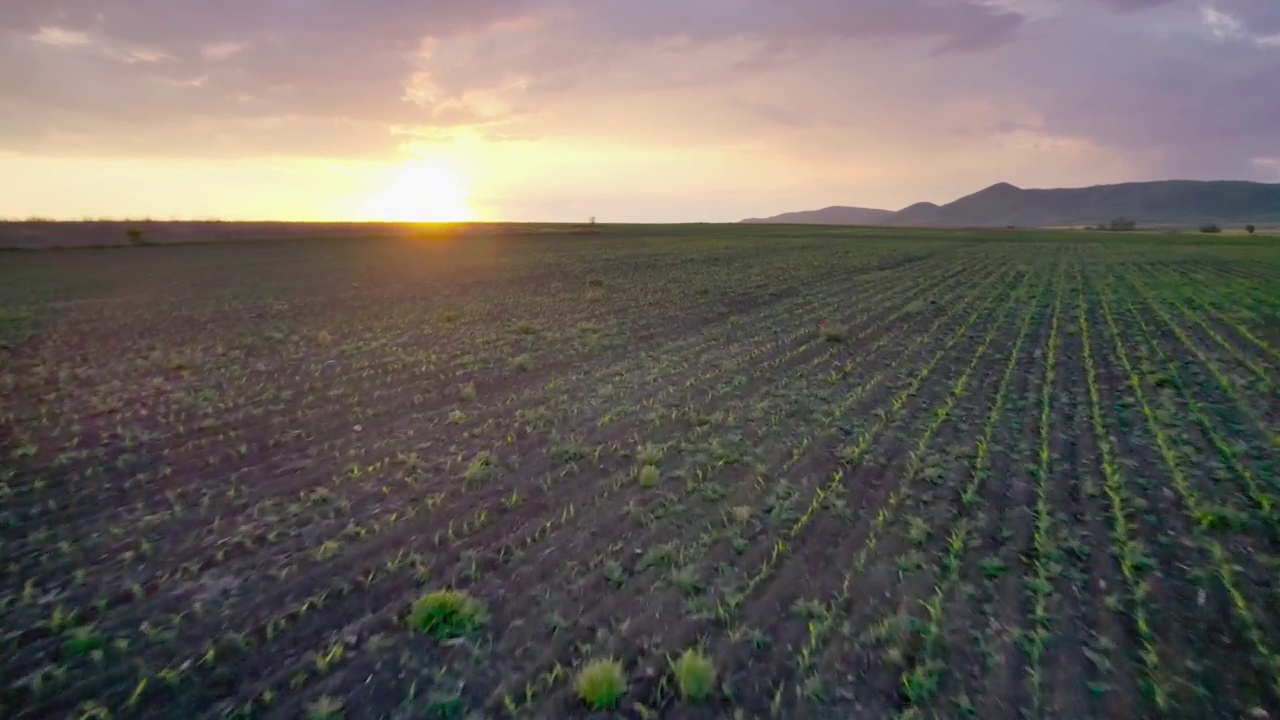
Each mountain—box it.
[741,180,1280,227]
[740,205,897,225]
[890,201,943,226]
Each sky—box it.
[1,0,1278,223]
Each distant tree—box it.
[1199,223,1222,234]
[125,227,147,246]
[1107,217,1137,232]
[1246,224,1256,235]
[588,216,596,226]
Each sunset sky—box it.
[2,0,1278,223]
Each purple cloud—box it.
[0,0,1275,190]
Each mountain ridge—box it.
[739,205,897,225]
[740,179,1280,227]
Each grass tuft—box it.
[636,442,664,466]
[637,464,660,488]
[673,648,716,701]
[576,658,626,710]
[409,589,486,639]
[63,625,105,656]
[459,383,476,401]
[462,451,494,485]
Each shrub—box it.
[1200,223,1222,234]
[672,648,716,701]
[409,590,486,639]
[576,658,626,710]
[510,355,532,372]
[1107,217,1136,232]
[125,227,151,246]
[1246,224,1256,235]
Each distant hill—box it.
[741,180,1280,227]
[740,206,897,225]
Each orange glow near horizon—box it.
[362,159,477,222]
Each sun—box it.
[365,160,476,222]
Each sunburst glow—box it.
[365,160,475,222]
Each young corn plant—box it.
[1077,273,1168,710]
[1024,262,1065,714]
[1099,280,1280,696]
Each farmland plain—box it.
[1,225,1278,719]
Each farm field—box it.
[1,225,1278,720]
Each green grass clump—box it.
[576,658,626,710]
[458,383,476,401]
[636,443,663,465]
[637,464,660,488]
[671,566,702,596]
[673,648,716,701]
[462,451,493,485]
[510,355,532,372]
[409,590,486,639]
[63,625,105,656]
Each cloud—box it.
[1203,5,1248,38]
[1089,0,1180,10]
[201,41,246,61]
[30,27,92,47]
[575,0,1028,56]
[1089,0,1280,34]
[0,0,542,156]
[1220,0,1280,34]
[0,0,1276,211]
[1198,1,1280,45]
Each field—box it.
[1,225,1278,720]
